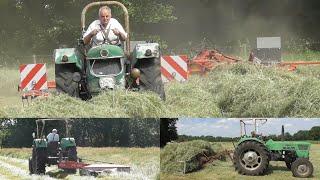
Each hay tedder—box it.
[19,1,165,102]
[233,119,313,178]
[29,119,130,176]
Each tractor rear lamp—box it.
[62,55,68,62]
[145,49,152,56]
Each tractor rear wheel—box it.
[134,58,166,100]
[64,146,78,174]
[291,158,313,178]
[35,148,47,174]
[55,64,81,98]
[234,141,269,176]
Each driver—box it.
[83,6,127,47]
[47,129,59,143]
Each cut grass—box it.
[160,140,223,174]
[1,51,320,117]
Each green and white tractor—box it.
[54,1,165,100]
[233,119,313,178]
[29,119,78,174]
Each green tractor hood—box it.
[87,44,124,59]
[60,137,76,149]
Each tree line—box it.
[0,118,159,148]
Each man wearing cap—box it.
[83,5,127,47]
[47,129,59,143]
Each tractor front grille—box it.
[91,58,122,76]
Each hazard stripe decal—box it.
[162,56,188,79]
[19,64,48,91]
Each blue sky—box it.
[177,118,320,137]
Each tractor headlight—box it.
[130,68,141,79]
[62,55,68,62]
[145,49,152,56]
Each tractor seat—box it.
[47,141,59,156]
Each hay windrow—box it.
[2,62,320,117]
[160,140,223,174]
[3,90,167,118]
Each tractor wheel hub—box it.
[297,164,308,175]
[241,151,261,170]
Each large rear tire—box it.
[291,158,313,178]
[55,64,80,98]
[35,148,47,174]
[64,146,78,174]
[234,141,269,176]
[134,57,166,100]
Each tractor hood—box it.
[87,44,124,59]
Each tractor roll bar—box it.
[81,1,130,55]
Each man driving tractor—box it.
[83,6,127,46]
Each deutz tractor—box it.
[54,1,165,100]
[233,119,313,178]
[29,119,78,174]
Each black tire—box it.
[67,146,78,161]
[291,158,313,178]
[55,64,80,98]
[35,148,47,174]
[234,141,269,176]
[134,57,166,100]
[64,146,77,174]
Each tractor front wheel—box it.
[234,141,269,176]
[55,64,81,98]
[291,158,313,178]
[134,58,166,100]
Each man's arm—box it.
[84,29,99,45]
[112,28,126,41]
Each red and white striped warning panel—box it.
[161,55,189,82]
[19,63,48,92]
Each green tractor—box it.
[54,1,165,100]
[29,119,78,174]
[233,119,313,178]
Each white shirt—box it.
[47,133,59,142]
[83,18,127,46]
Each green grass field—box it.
[0,147,160,180]
[160,142,320,180]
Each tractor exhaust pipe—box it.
[281,125,284,141]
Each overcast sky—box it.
[177,118,320,137]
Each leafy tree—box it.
[160,118,178,147]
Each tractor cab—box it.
[239,118,267,141]
[54,1,165,100]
